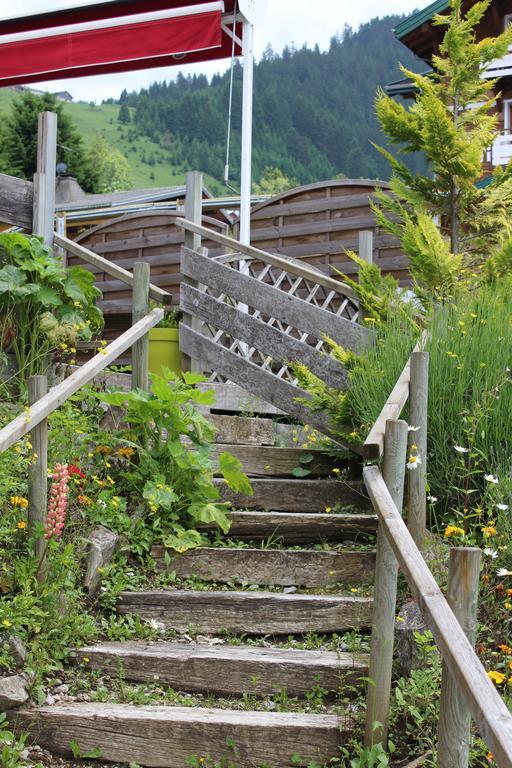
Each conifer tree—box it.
[373,0,512,302]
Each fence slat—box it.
[364,419,408,747]
[407,351,429,548]
[132,262,150,391]
[28,375,48,577]
[363,465,512,768]
[437,547,481,768]
[181,283,349,390]
[181,171,204,373]
[0,309,163,455]
[181,247,368,352]
[32,112,57,246]
[179,324,337,440]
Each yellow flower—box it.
[444,525,465,539]
[2,619,12,628]
[349,431,358,439]
[116,446,135,459]
[482,526,498,538]
[95,445,111,455]
[325,506,332,513]
[488,670,506,685]
[332,468,340,475]
[17,521,26,530]
[10,496,28,509]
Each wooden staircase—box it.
[15,401,378,768]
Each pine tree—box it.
[373,0,512,302]
[118,103,131,124]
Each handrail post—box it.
[358,230,373,325]
[407,351,429,549]
[28,375,48,581]
[33,111,57,247]
[132,262,150,391]
[181,170,203,374]
[365,418,408,747]
[437,547,481,768]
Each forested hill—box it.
[116,15,425,187]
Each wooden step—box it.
[14,703,349,768]
[208,414,275,445]
[152,546,376,586]
[75,641,369,696]
[198,510,377,544]
[212,445,336,477]
[215,478,367,511]
[118,590,373,634]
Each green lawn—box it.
[0,88,224,193]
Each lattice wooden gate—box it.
[178,221,369,438]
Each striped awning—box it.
[0,0,241,86]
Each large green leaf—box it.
[34,284,63,308]
[162,526,204,553]
[218,452,253,496]
[188,502,231,534]
[0,265,37,297]
[143,479,178,511]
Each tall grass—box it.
[346,282,512,528]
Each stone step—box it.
[198,509,377,544]
[75,641,369,697]
[215,478,367,512]
[14,703,350,768]
[152,546,375,586]
[117,590,373,635]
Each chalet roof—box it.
[394,0,449,42]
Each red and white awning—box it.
[0,0,242,86]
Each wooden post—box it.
[365,418,408,747]
[181,170,203,373]
[32,111,57,246]
[359,230,374,264]
[28,375,48,578]
[56,212,67,266]
[437,547,481,768]
[407,351,429,549]
[132,262,150,391]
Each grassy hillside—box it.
[0,87,223,193]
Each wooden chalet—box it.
[388,0,512,174]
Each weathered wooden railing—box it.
[363,342,512,767]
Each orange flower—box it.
[116,446,135,459]
[78,494,92,507]
[498,644,512,655]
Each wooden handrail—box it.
[363,335,428,460]
[364,465,512,768]
[54,233,174,305]
[175,217,359,302]
[0,308,163,454]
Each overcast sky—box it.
[2,0,421,101]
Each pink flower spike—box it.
[44,463,70,539]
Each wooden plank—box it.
[363,465,512,768]
[117,590,373,634]
[152,546,376,586]
[181,248,368,352]
[407,351,429,548]
[54,234,173,305]
[0,173,33,228]
[245,214,379,243]
[180,325,336,439]
[214,477,366,512]
[199,382,285,415]
[75,641,369,696]
[14,703,348,768]
[0,309,163,454]
[181,283,349,389]
[208,414,275,445]
[250,192,377,220]
[211,444,334,477]
[197,510,378,544]
[176,218,358,300]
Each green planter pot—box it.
[148,328,181,378]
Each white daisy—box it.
[427,495,438,503]
[485,474,499,484]
[497,568,512,577]
[407,455,422,470]
[408,425,421,432]
[483,548,499,559]
[496,503,509,511]
[454,445,469,453]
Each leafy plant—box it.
[0,233,103,380]
[97,370,251,552]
